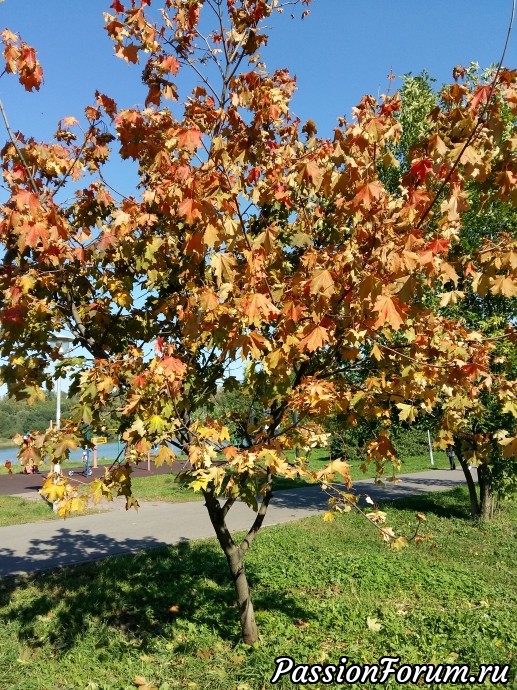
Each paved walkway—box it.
[0,469,472,578]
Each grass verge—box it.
[0,495,55,527]
[129,449,451,501]
[0,487,514,689]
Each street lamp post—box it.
[51,335,74,430]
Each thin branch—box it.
[0,99,39,195]
[240,474,273,554]
[416,0,516,230]
[51,125,97,198]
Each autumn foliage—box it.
[0,0,516,642]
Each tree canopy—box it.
[0,0,516,642]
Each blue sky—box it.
[1,1,514,187]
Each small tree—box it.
[1,2,516,642]
[391,66,517,519]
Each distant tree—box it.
[0,394,75,440]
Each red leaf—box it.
[160,55,180,75]
[96,91,118,119]
[154,336,164,354]
[116,44,139,64]
[410,158,433,184]
[178,197,202,225]
[470,84,492,113]
[14,190,40,211]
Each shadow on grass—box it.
[0,531,310,654]
[388,486,472,520]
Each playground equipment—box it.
[68,448,93,477]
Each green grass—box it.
[128,449,450,502]
[0,487,514,689]
[131,474,202,503]
[0,495,56,526]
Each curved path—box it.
[0,468,473,578]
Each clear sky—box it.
[1,1,515,186]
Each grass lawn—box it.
[0,495,56,527]
[0,487,514,689]
[130,449,450,502]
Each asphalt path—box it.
[0,460,186,496]
[0,468,473,578]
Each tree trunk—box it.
[454,441,480,518]
[226,545,258,644]
[478,463,495,521]
[203,489,259,644]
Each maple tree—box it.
[0,1,516,643]
[391,67,517,519]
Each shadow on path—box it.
[0,527,168,577]
[268,473,471,512]
[0,532,308,652]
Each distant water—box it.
[0,441,125,466]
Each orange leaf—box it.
[242,293,279,325]
[177,127,203,153]
[298,325,330,352]
[160,55,180,75]
[282,301,305,323]
[353,181,384,210]
[373,294,405,330]
[161,356,186,375]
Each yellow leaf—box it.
[502,400,517,418]
[439,290,464,307]
[317,459,351,484]
[39,480,65,503]
[500,435,517,458]
[367,616,382,632]
[211,253,236,284]
[154,444,176,467]
[396,403,417,423]
[490,274,517,298]
[309,269,335,296]
[371,344,383,361]
[390,536,408,551]
[323,511,335,522]
[20,274,36,293]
